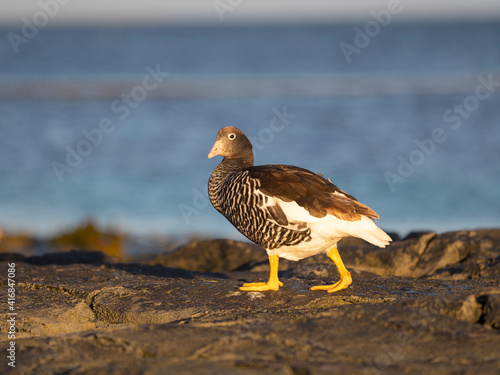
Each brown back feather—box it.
[248,165,379,222]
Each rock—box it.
[0,249,118,265]
[148,239,268,272]
[479,292,500,329]
[427,230,500,280]
[396,288,500,325]
[403,230,434,240]
[341,229,500,280]
[2,230,500,374]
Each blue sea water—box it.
[0,22,499,240]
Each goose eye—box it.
[228,133,236,140]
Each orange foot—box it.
[239,254,282,292]
[310,272,352,293]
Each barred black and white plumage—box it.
[208,126,392,293]
[209,167,312,250]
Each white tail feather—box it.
[344,216,392,248]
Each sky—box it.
[1,0,500,26]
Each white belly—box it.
[267,235,340,261]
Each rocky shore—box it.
[1,229,499,374]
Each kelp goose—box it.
[208,126,391,292]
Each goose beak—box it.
[208,140,222,158]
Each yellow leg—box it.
[240,254,283,291]
[310,246,352,293]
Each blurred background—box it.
[0,1,499,257]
